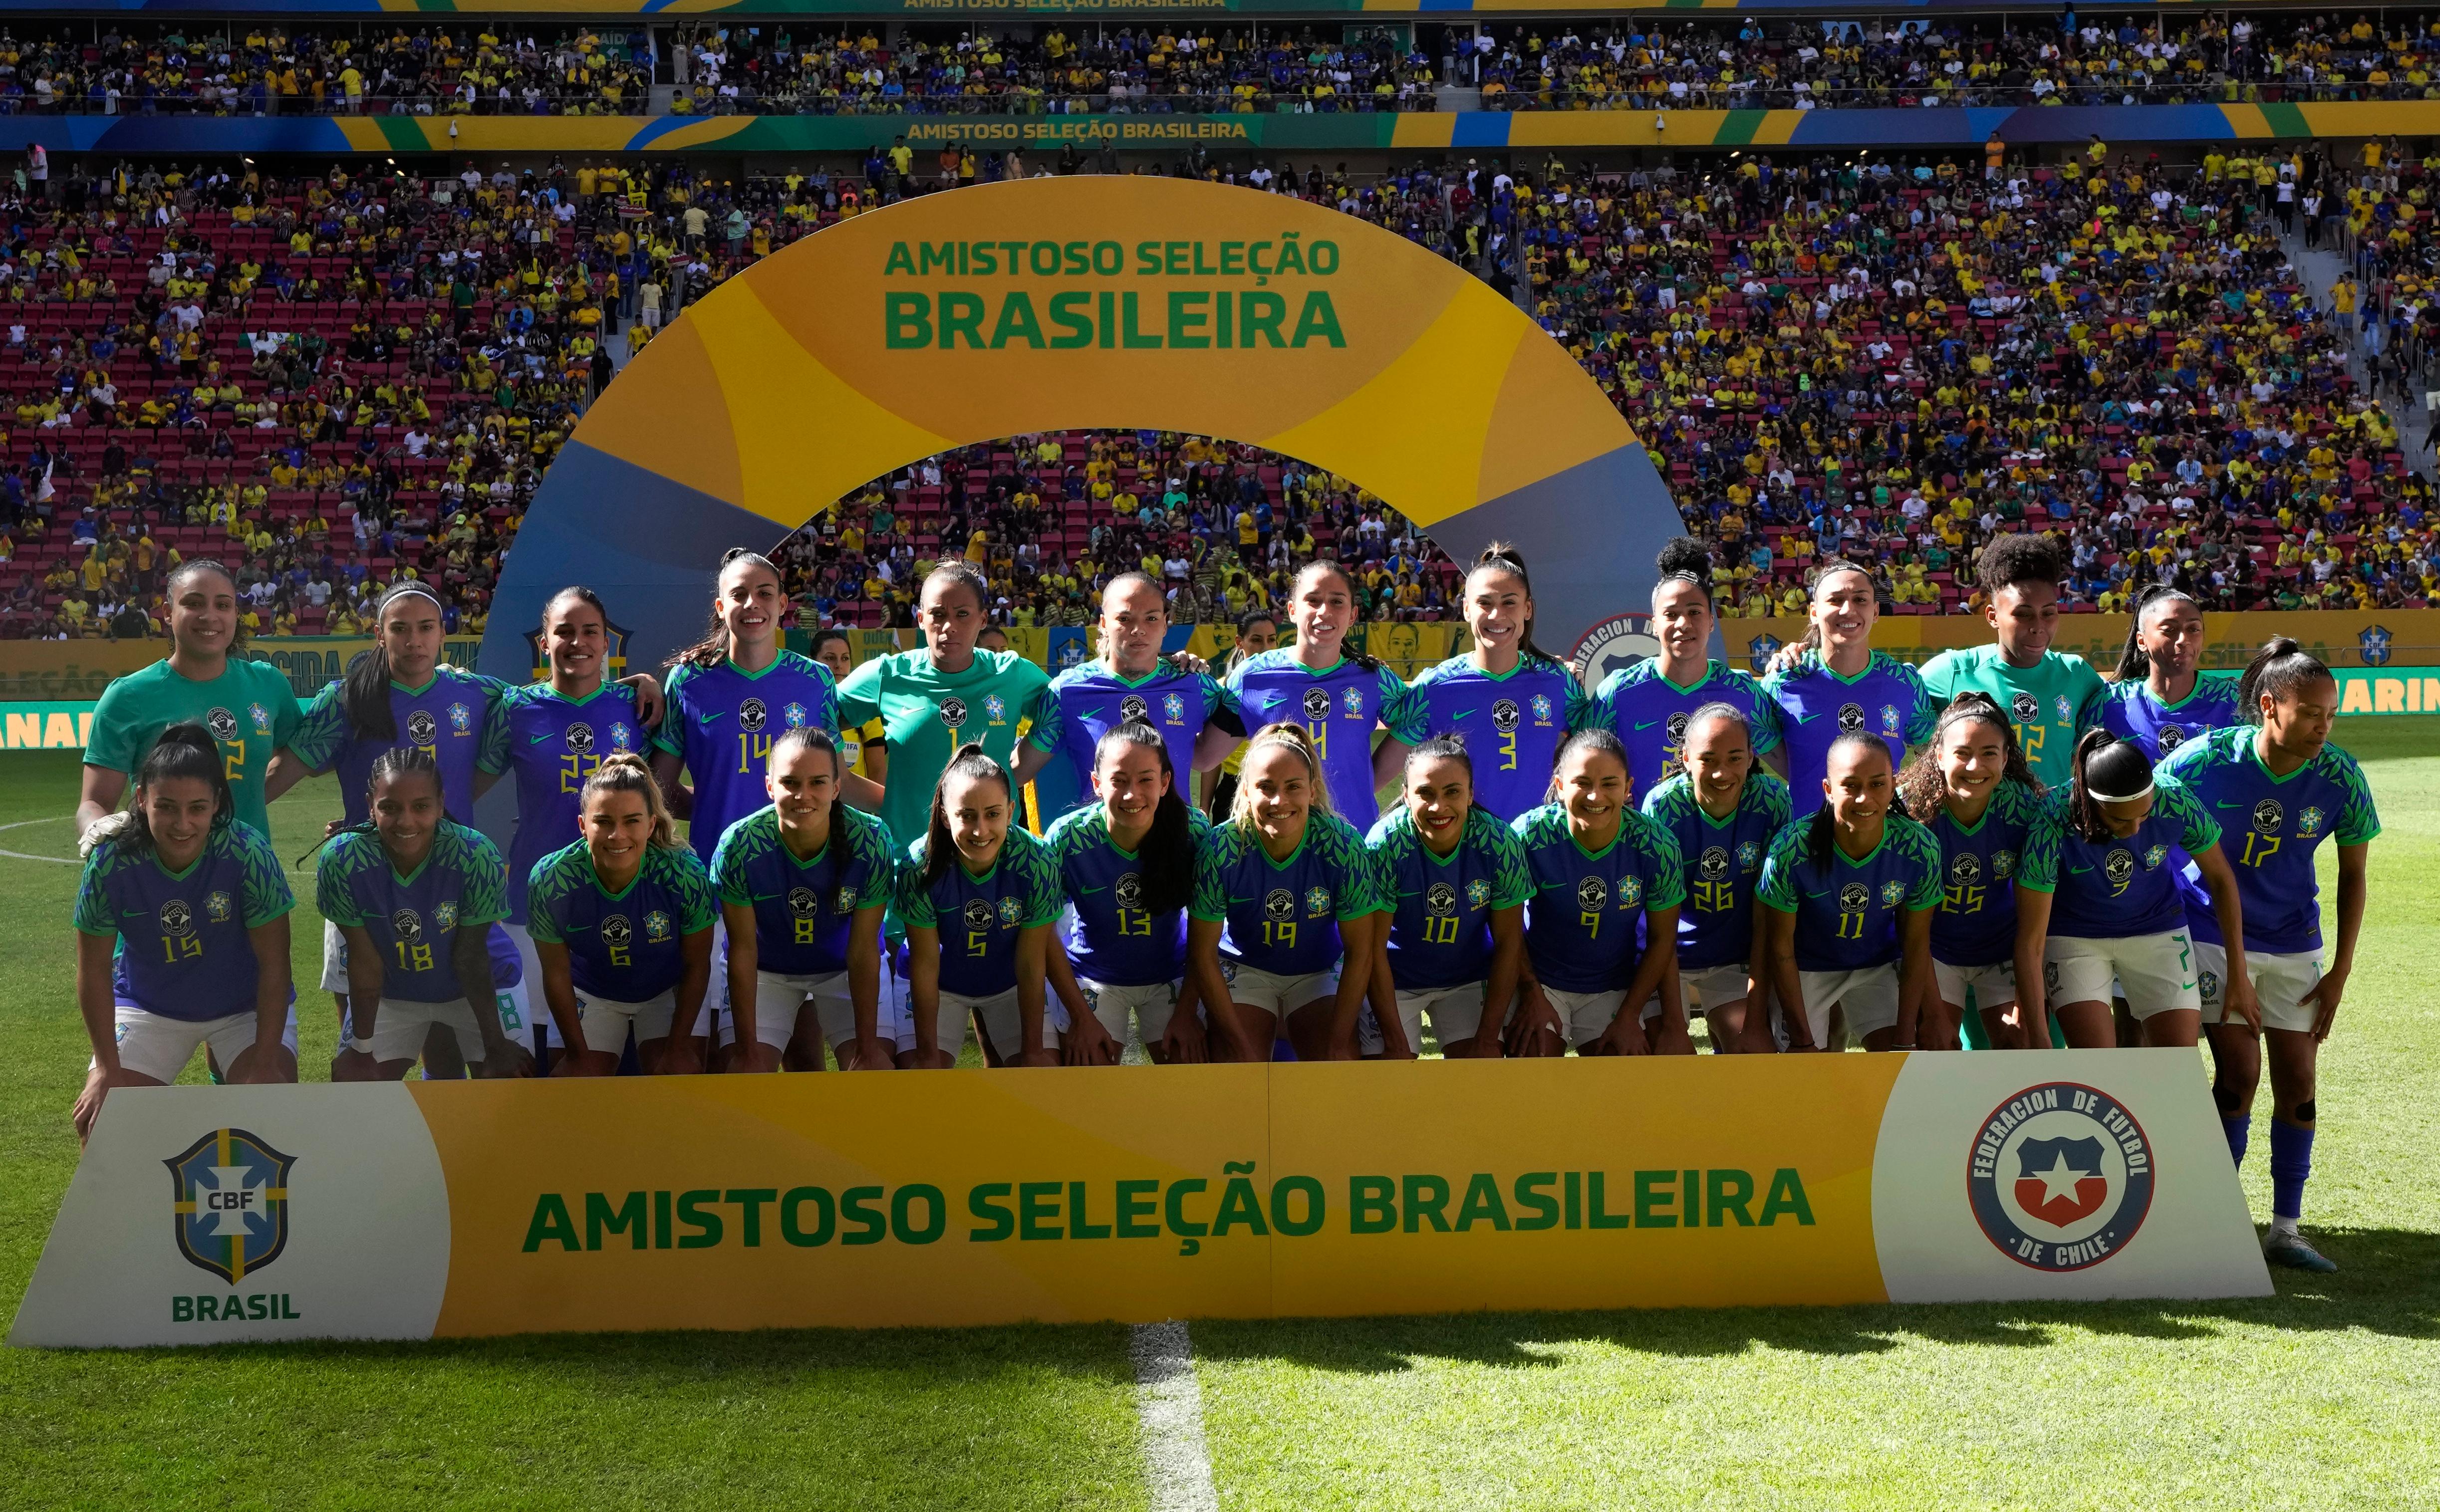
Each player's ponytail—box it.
[1095,719,1194,913]
[342,582,447,742]
[124,722,233,859]
[668,547,783,672]
[582,752,684,851]
[1467,543,1553,663]
[2234,636,2331,726]
[1229,722,1332,830]
[1651,535,1715,611]
[2067,728,2154,844]
[922,743,1012,889]
[2115,584,2199,683]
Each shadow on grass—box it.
[1186,1226,2440,1375]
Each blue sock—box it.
[2269,1120,2314,1222]
[2223,1115,2252,1168]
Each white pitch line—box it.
[1131,1320,1220,1512]
[0,815,75,865]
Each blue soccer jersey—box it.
[1761,652,1937,817]
[708,803,897,977]
[1639,770,1791,970]
[2163,726,2381,954]
[1366,803,1535,991]
[289,665,508,827]
[653,653,840,863]
[1916,780,2046,967]
[2096,677,2244,762]
[1223,651,1426,824]
[1594,659,1785,804]
[74,823,294,1021]
[478,680,648,924]
[1046,803,1213,987]
[1755,813,1943,972]
[314,821,512,1004]
[895,825,1064,999]
[1402,654,1589,823]
[1510,803,1688,994]
[2017,779,2221,939]
[1190,811,1386,978]
[1026,662,1243,826]
[526,841,717,1003]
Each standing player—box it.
[71,725,295,1143]
[2098,586,2242,759]
[810,628,888,784]
[1403,546,1589,824]
[527,755,717,1075]
[1224,560,1424,825]
[1921,532,2108,791]
[1639,704,1790,1052]
[1753,734,1942,1053]
[836,562,1051,853]
[316,749,532,1081]
[1760,561,1936,818]
[1018,572,1244,827]
[1592,537,1782,802]
[1203,610,1279,819]
[2014,731,2253,1050]
[1895,694,2048,1049]
[1187,723,1386,1060]
[1510,729,1687,1057]
[78,559,304,847]
[710,726,898,1073]
[896,745,1063,1067]
[1362,736,1534,1058]
[1045,721,1212,1064]
[479,586,651,1063]
[2164,640,2377,1272]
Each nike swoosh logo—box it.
[2212,799,2247,810]
[1077,885,1104,894]
[529,734,554,744]
[698,712,723,725]
[1634,720,1662,731]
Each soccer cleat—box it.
[2263,1231,2338,1273]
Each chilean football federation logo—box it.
[1569,612,1659,695]
[167,1128,295,1286]
[1967,1082,2155,1272]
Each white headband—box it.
[2086,778,2155,804]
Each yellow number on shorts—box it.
[394,940,435,973]
[158,934,204,964]
[2239,832,2282,868]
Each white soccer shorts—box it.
[2044,932,2198,1020]
[2195,942,2325,1034]
[102,1003,299,1084]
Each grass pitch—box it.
[1,723,2436,1511]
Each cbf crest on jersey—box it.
[1968,1082,2155,1272]
[984,695,1009,726]
[448,702,473,735]
[1570,612,1659,694]
[1162,692,1187,725]
[166,1128,295,1286]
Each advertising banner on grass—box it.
[10,1053,2269,1348]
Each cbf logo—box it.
[1968,1082,2155,1272]
[782,703,809,730]
[249,703,272,734]
[1878,879,1904,908]
[1735,840,1761,871]
[1570,613,1659,695]
[2298,805,2326,838]
[1464,878,1491,909]
[1530,693,1554,724]
[984,695,1009,726]
[167,1128,294,1285]
[1339,687,1364,720]
[1745,633,1783,676]
[2361,624,2394,666]
[1162,692,1186,725]
[448,702,473,735]
[1304,886,1332,916]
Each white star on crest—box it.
[2029,1151,2094,1206]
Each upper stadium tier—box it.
[7,11,2440,151]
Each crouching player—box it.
[2165,639,2377,1272]
[1896,693,2048,1049]
[710,727,897,1072]
[72,724,295,1142]
[1046,721,1212,1065]
[316,749,533,1080]
[1362,736,1534,1058]
[1752,733,1941,1052]
[1639,704,1790,1051]
[898,745,1063,1068]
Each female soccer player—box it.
[1403,546,1589,823]
[1224,561,1424,825]
[1187,723,1386,1060]
[2015,731,2254,1050]
[1019,572,1243,827]
[1045,721,1212,1064]
[526,754,717,1076]
[2098,585,2241,759]
[837,562,1051,853]
[1592,537,1782,802]
[1760,561,1936,817]
[479,585,653,1056]
[1510,729,1687,1056]
[1638,704,1791,1052]
[710,726,898,1073]
[1362,735,1533,1058]
[79,559,303,846]
[810,627,887,784]
[1204,610,1279,819]
[316,749,531,1081]
[1920,532,2109,790]
[1753,734,1942,1052]
[72,724,295,1143]
[1894,694,2049,1049]
[896,745,1063,1067]
[2164,640,2378,1273]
